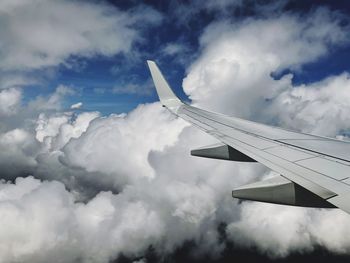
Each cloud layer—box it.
[1,3,350,263]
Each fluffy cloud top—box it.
[183,8,348,118]
[0,176,164,263]
[266,73,350,136]
[62,103,187,185]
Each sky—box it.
[2,0,350,262]
[14,0,350,115]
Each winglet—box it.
[147,60,183,109]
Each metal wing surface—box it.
[147,60,350,214]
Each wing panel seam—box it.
[182,106,350,164]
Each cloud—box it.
[265,72,350,137]
[0,0,162,71]
[182,7,350,138]
[0,176,165,263]
[112,79,154,96]
[0,73,39,90]
[31,85,76,110]
[183,8,349,117]
[0,120,263,262]
[0,88,21,116]
[61,103,187,186]
[70,102,83,109]
[0,129,39,179]
[161,43,188,56]
[36,111,99,150]
[170,0,244,25]
[227,203,350,257]
[159,41,194,65]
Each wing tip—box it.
[146,59,182,109]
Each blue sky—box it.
[17,0,350,115]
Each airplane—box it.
[147,60,350,214]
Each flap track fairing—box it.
[232,176,336,208]
[191,143,256,162]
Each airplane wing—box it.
[147,60,350,214]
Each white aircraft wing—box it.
[147,60,350,214]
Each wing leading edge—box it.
[147,60,350,214]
